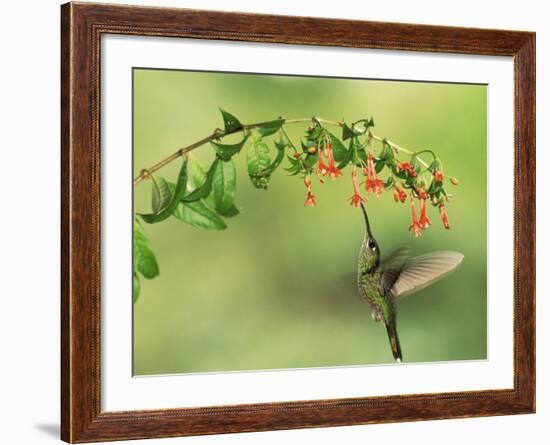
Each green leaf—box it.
[350,137,366,166]
[133,273,140,303]
[257,119,285,137]
[219,108,243,133]
[188,157,207,189]
[219,204,240,217]
[405,174,418,187]
[133,219,159,279]
[165,177,229,229]
[410,154,421,175]
[286,154,300,166]
[210,134,249,161]
[139,158,188,223]
[274,136,288,151]
[337,137,357,169]
[380,140,395,164]
[251,139,287,179]
[301,139,314,152]
[375,159,385,173]
[342,123,355,141]
[355,150,367,165]
[151,175,171,214]
[384,176,395,188]
[434,189,443,204]
[337,151,353,169]
[428,179,442,196]
[284,163,302,176]
[173,200,227,230]
[429,157,442,173]
[265,144,285,174]
[187,158,216,208]
[212,159,236,214]
[354,118,375,133]
[183,159,218,202]
[302,152,318,170]
[306,125,322,141]
[327,131,348,162]
[284,154,302,175]
[247,137,271,189]
[343,119,374,141]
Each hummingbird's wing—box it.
[390,251,464,299]
[379,246,412,296]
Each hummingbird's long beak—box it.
[360,202,373,239]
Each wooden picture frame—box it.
[61,2,535,442]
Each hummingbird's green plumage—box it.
[356,203,464,363]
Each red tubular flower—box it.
[416,188,429,200]
[439,203,450,229]
[363,153,385,197]
[326,143,342,179]
[304,191,316,206]
[317,145,328,176]
[415,188,431,229]
[393,186,407,203]
[409,195,422,237]
[348,169,365,207]
[419,197,432,229]
[397,161,417,177]
[303,176,316,207]
[434,169,444,183]
[392,189,399,202]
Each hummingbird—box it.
[357,202,464,363]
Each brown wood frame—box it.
[61,1,536,442]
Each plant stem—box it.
[134,118,320,186]
[280,126,310,174]
[368,131,430,169]
[133,116,428,186]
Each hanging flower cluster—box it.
[363,153,385,197]
[288,119,458,238]
[316,140,342,179]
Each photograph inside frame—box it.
[132,68,487,376]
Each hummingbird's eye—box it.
[369,241,377,251]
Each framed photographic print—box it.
[61,2,535,442]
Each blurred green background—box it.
[133,68,487,375]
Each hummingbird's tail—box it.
[385,322,403,363]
